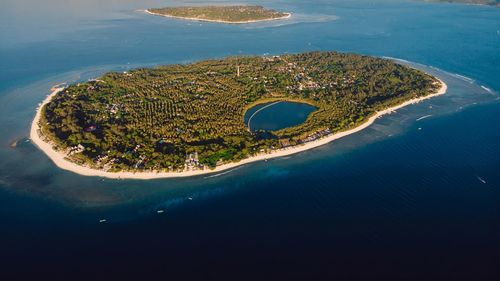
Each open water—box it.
[0,0,499,279]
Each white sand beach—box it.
[143,9,292,24]
[30,79,447,180]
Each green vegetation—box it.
[147,5,290,23]
[40,52,440,172]
[422,0,499,6]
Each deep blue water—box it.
[244,101,317,131]
[0,0,499,279]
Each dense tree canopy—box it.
[40,52,439,172]
[147,5,289,23]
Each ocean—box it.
[0,0,499,279]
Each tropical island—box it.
[421,0,499,6]
[31,52,446,179]
[145,5,291,24]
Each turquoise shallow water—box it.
[0,0,499,279]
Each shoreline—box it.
[30,79,447,180]
[143,9,292,24]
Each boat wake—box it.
[416,115,432,121]
[476,176,486,184]
[481,85,495,94]
[204,167,241,178]
[453,73,474,84]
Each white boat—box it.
[99,219,107,223]
[157,209,165,214]
[188,197,193,200]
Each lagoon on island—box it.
[244,101,317,132]
[1,0,499,279]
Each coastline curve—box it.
[144,9,292,24]
[30,79,447,180]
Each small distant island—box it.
[422,0,499,6]
[31,52,446,179]
[145,5,291,24]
